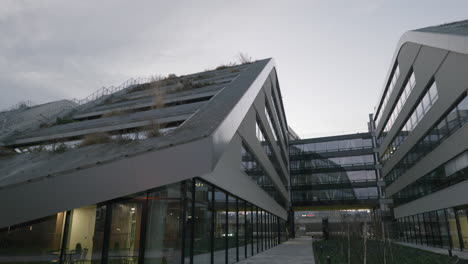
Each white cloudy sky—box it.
[1,0,467,138]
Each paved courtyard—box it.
[238,237,315,264]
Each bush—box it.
[80,133,112,146]
[56,116,75,125]
[53,143,68,153]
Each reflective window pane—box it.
[0,213,65,263]
[66,205,106,263]
[213,189,226,264]
[108,197,145,263]
[193,181,212,264]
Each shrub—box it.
[237,52,252,64]
[53,143,68,153]
[55,116,75,125]
[80,133,112,146]
[0,146,16,157]
[145,121,165,138]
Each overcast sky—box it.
[1,0,467,138]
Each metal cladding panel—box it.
[0,137,213,228]
[211,59,275,169]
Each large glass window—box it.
[375,64,400,126]
[385,95,468,186]
[193,181,212,264]
[238,201,246,261]
[227,195,237,264]
[213,189,226,264]
[247,204,253,257]
[145,183,183,264]
[447,208,461,250]
[381,80,438,163]
[253,207,258,255]
[255,119,289,187]
[438,209,451,249]
[392,150,468,206]
[241,142,288,209]
[65,205,106,263]
[458,209,468,250]
[0,213,65,263]
[107,196,145,263]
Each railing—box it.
[291,179,378,189]
[292,195,380,206]
[290,146,373,155]
[290,162,375,171]
[71,77,151,106]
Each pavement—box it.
[237,237,316,264]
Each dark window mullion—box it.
[101,203,113,264]
[138,193,149,264]
[59,211,71,264]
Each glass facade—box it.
[0,213,65,263]
[375,63,400,127]
[385,95,468,185]
[396,207,468,251]
[289,138,373,154]
[289,134,378,205]
[381,80,438,162]
[241,143,288,208]
[255,119,289,187]
[393,150,468,205]
[0,179,288,264]
[380,71,417,138]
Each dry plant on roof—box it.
[144,75,167,138]
[237,52,252,64]
[80,133,112,146]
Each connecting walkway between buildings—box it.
[237,237,315,264]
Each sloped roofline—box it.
[374,29,468,121]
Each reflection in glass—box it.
[227,196,237,264]
[447,208,461,249]
[66,205,106,263]
[213,189,226,264]
[108,197,145,263]
[457,209,468,250]
[193,181,212,264]
[0,213,65,263]
[238,201,246,261]
[437,210,450,249]
[145,182,183,264]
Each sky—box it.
[1,0,467,138]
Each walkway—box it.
[238,237,315,264]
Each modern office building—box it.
[373,20,468,249]
[1,19,468,263]
[0,59,290,263]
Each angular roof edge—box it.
[374,26,468,120]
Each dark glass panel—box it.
[107,196,145,263]
[238,201,246,261]
[0,213,65,263]
[65,205,106,263]
[447,208,461,250]
[227,196,237,264]
[193,181,212,264]
[213,189,226,264]
[438,210,450,249]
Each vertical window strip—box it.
[381,80,438,163]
